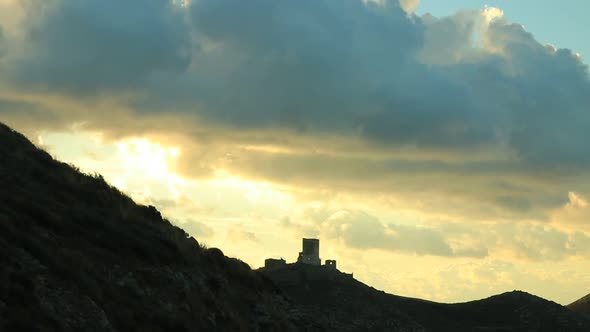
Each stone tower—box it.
[297,238,321,266]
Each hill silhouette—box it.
[568,293,590,315]
[262,263,590,331]
[1,121,590,331]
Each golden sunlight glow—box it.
[241,144,297,155]
[0,0,28,38]
[210,170,291,206]
[111,177,128,190]
[117,138,181,179]
[115,137,187,204]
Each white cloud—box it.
[399,0,419,13]
[550,191,590,230]
[481,5,504,24]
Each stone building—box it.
[297,238,321,266]
[262,238,339,271]
[325,259,337,270]
[264,258,287,270]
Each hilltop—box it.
[1,121,590,331]
[261,233,590,331]
[262,263,590,331]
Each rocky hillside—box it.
[2,121,590,332]
[0,122,320,331]
[262,264,590,331]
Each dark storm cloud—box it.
[486,24,590,165]
[3,0,590,165]
[7,0,191,93]
[0,96,61,137]
[0,26,5,58]
[181,1,589,166]
[178,0,423,130]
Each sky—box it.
[1,0,590,305]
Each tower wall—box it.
[325,259,337,269]
[297,238,321,266]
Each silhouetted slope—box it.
[262,264,590,332]
[568,293,590,314]
[0,122,311,331]
[2,121,590,332]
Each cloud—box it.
[1,0,590,242]
[0,26,5,58]
[302,209,488,257]
[2,0,587,168]
[550,192,590,230]
[5,0,191,93]
[180,0,423,133]
[206,146,570,222]
[281,204,590,261]
[419,9,485,65]
[399,0,419,13]
[495,222,590,261]
[481,21,590,165]
[227,229,259,243]
[181,219,214,239]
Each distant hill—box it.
[262,263,590,331]
[1,121,589,331]
[568,293,590,315]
